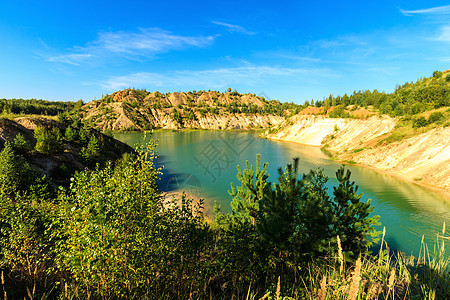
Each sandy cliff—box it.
[267,115,450,193]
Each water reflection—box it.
[115,131,450,257]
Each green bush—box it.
[0,193,56,299]
[12,133,31,154]
[34,126,63,154]
[52,145,210,298]
[0,143,50,200]
[428,112,444,124]
[64,125,77,141]
[413,116,428,128]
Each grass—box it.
[381,121,424,144]
[352,148,365,153]
[380,108,450,145]
[197,225,448,300]
[265,224,450,300]
[224,225,449,300]
[0,112,58,120]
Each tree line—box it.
[0,98,81,116]
[307,70,450,117]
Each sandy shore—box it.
[162,190,216,218]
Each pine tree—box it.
[34,126,63,154]
[65,126,77,141]
[330,167,380,255]
[12,133,31,154]
[0,143,34,197]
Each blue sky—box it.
[0,1,449,104]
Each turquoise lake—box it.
[115,131,450,257]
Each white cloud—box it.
[315,39,346,49]
[400,5,450,16]
[47,28,216,65]
[436,26,450,42]
[47,53,93,65]
[100,66,330,91]
[211,21,255,35]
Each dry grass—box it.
[287,224,450,300]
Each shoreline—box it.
[162,190,215,219]
[112,127,267,135]
[266,136,450,201]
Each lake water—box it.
[115,131,450,257]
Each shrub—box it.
[410,103,424,115]
[0,143,50,199]
[413,116,428,128]
[0,193,56,298]
[12,133,31,154]
[53,145,211,298]
[428,112,444,124]
[64,125,77,141]
[34,126,63,154]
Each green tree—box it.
[433,70,443,78]
[78,127,88,144]
[34,126,63,154]
[0,143,25,196]
[80,135,101,164]
[64,126,77,141]
[216,156,380,285]
[172,108,183,126]
[53,144,210,297]
[329,167,380,255]
[379,103,393,115]
[413,116,428,128]
[0,143,50,199]
[12,133,31,154]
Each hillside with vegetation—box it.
[0,116,132,190]
[267,71,450,192]
[74,89,300,131]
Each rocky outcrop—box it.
[78,89,286,131]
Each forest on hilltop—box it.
[307,70,450,118]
